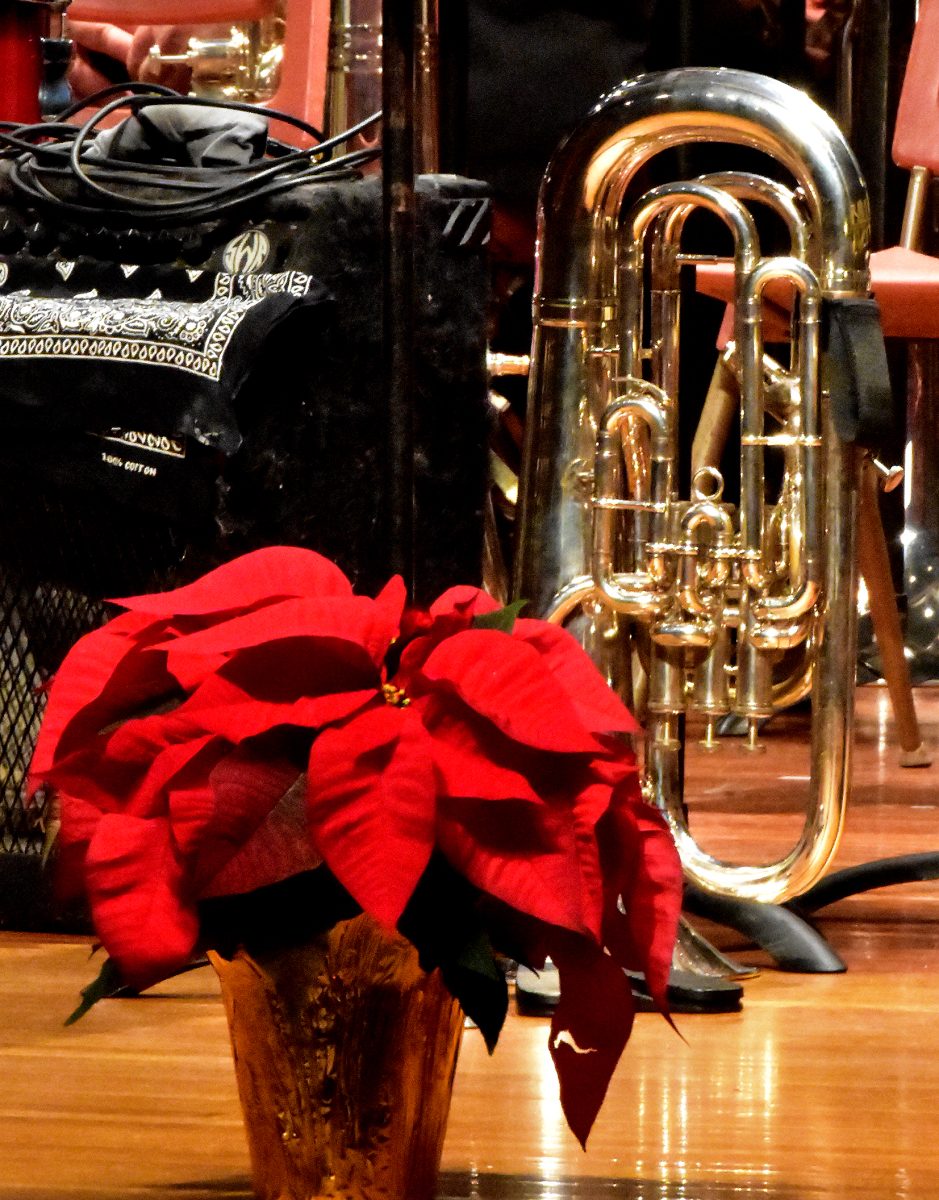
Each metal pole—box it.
[437,0,467,173]
[382,0,417,593]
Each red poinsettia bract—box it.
[30,546,682,1144]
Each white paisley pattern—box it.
[211,271,317,300]
[0,270,317,381]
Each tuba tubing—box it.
[514,68,871,903]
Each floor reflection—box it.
[156,1169,816,1199]
[436,1171,814,1199]
[163,1180,253,1197]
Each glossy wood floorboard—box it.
[2,684,939,1200]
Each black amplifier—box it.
[0,167,491,922]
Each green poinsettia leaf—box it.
[199,865,361,960]
[439,927,508,1055]
[471,600,527,634]
[65,955,124,1026]
[397,853,508,1053]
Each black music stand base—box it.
[515,958,746,1017]
[683,883,847,973]
[787,851,939,918]
[686,850,939,975]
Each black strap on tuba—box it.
[826,296,896,450]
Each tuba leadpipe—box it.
[514,68,871,903]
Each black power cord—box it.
[0,83,382,228]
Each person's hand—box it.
[68,20,193,98]
[68,21,134,97]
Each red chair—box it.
[0,3,45,124]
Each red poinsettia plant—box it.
[30,545,681,1145]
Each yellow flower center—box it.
[382,683,411,708]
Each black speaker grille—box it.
[0,487,190,916]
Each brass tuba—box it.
[514,68,871,903]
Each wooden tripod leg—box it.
[857,459,932,766]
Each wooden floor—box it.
[3,684,939,1200]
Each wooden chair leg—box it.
[691,352,738,476]
[857,458,932,766]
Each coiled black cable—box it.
[0,83,382,228]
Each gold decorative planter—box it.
[210,914,464,1200]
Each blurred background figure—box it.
[805,0,854,83]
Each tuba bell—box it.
[514,68,871,904]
